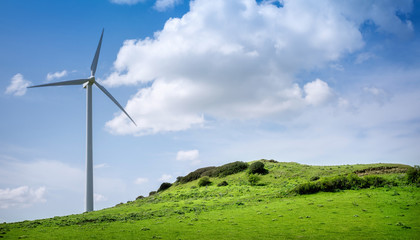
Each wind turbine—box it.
[28,29,136,212]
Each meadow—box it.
[1,161,419,239]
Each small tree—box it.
[198,177,212,187]
[248,174,261,186]
[248,161,268,175]
[149,191,157,196]
[157,182,172,192]
[407,165,420,184]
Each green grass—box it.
[1,161,419,239]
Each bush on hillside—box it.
[214,161,249,177]
[293,174,393,195]
[176,162,249,184]
[176,167,216,184]
[248,161,268,175]
[248,174,261,186]
[157,182,172,192]
[149,191,157,196]
[217,181,228,187]
[406,165,420,184]
[198,177,212,187]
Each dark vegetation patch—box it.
[248,162,268,175]
[198,177,212,187]
[260,159,278,163]
[217,181,228,187]
[354,166,407,176]
[176,161,248,184]
[149,191,157,197]
[293,173,396,195]
[157,182,172,192]
[176,167,217,184]
[406,165,420,184]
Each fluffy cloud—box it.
[304,79,334,106]
[94,193,107,202]
[155,0,182,11]
[0,186,46,209]
[104,0,413,135]
[46,70,68,81]
[176,150,200,165]
[5,73,31,96]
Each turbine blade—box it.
[28,79,89,88]
[94,81,137,126]
[90,29,104,77]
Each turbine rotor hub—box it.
[83,77,95,88]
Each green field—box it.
[1,161,419,239]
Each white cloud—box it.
[155,0,182,11]
[158,174,172,182]
[46,70,68,81]
[134,177,149,185]
[110,0,144,5]
[0,186,46,209]
[304,79,334,106]
[105,80,205,135]
[176,150,200,165]
[5,73,31,96]
[94,193,107,202]
[104,0,414,136]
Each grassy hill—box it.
[1,161,419,239]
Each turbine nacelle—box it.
[83,76,96,88]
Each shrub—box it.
[198,177,212,187]
[248,174,261,186]
[293,174,392,195]
[248,161,268,175]
[294,182,319,194]
[406,165,420,184]
[149,191,157,196]
[175,162,249,184]
[214,161,249,177]
[176,167,216,184]
[136,195,144,200]
[364,175,387,188]
[217,181,228,187]
[157,182,172,192]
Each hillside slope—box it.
[1,161,419,239]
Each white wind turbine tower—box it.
[28,29,136,212]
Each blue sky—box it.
[1,0,419,222]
